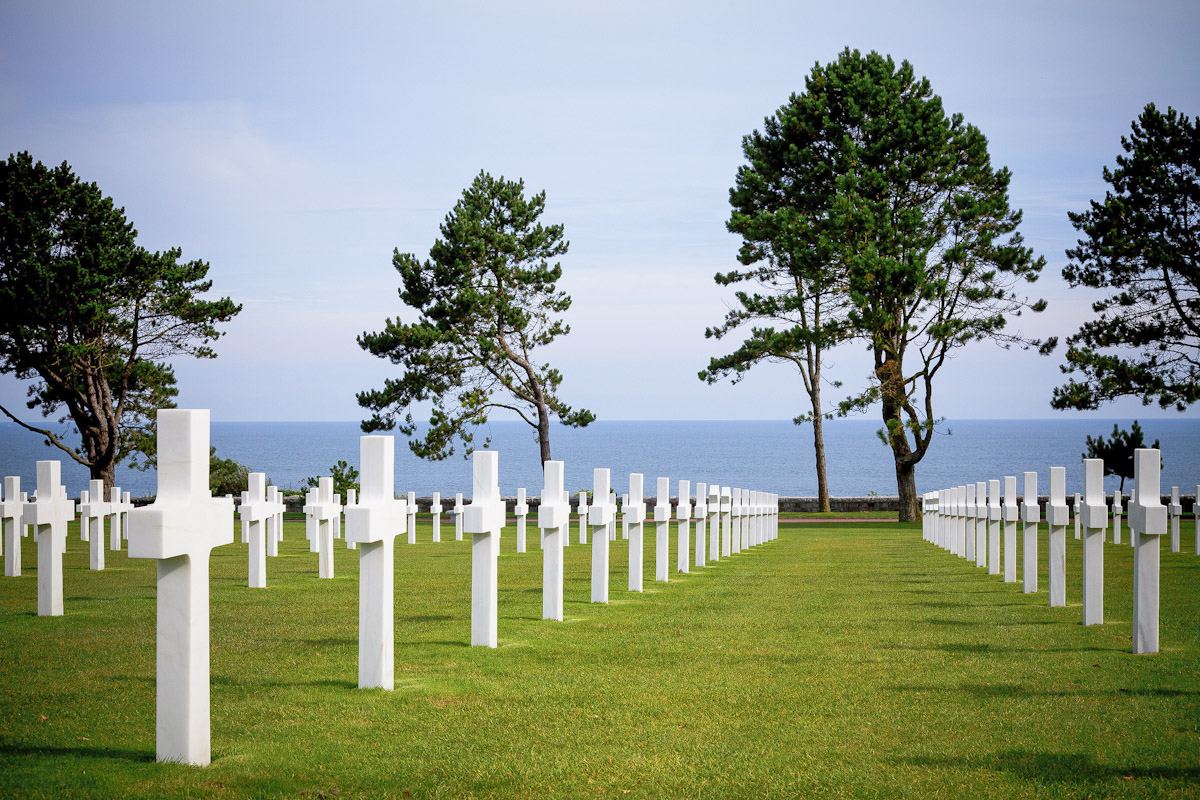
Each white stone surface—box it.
[1081,458,1107,626]
[1048,467,1068,608]
[240,473,271,588]
[1112,489,1123,545]
[344,489,358,550]
[708,484,720,562]
[126,409,234,766]
[1129,448,1166,654]
[676,479,690,574]
[964,483,976,563]
[108,486,125,551]
[1001,477,1018,583]
[265,486,283,557]
[2,476,23,577]
[1074,492,1082,540]
[620,493,629,541]
[23,462,75,616]
[344,435,405,689]
[1168,486,1181,553]
[626,473,646,592]
[538,464,567,621]
[431,491,444,544]
[407,491,417,545]
[313,477,341,579]
[577,490,589,546]
[464,451,504,648]
[720,486,732,557]
[589,469,614,603]
[512,489,526,553]
[731,488,743,555]
[303,488,318,553]
[609,491,617,542]
[987,479,1001,576]
[561,490,571,549]
[694,482,707,568]
[974,481,987,569]
[1021,472,1039,594]
[454,493,464,541]
[654,477,670,582]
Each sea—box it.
[2,418,1198,500]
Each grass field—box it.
[1,516,1198,799]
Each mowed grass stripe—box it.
[0,518,1197,798]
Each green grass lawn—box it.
[1,517,1197,799]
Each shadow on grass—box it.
[263,678,358,689]
[893,682,1200,699]
[399,615,453,624]
[904,749,1200,782]
[0,742,154,763]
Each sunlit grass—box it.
[1,516,1197,798]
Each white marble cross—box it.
[512,489,526,553]
[79,479,111,570]
[619,493,629,541]
[23,462,75,616]
[1081,458,1107,626]
[730,488,743,555]
[676,479,690,574]
[1129,448,1166,654]
[1021,473,1039,593]
[944,488,956,556]
[1047,467,1068,608]
[974,481,987,569]
[626,473,646,592]
[1168,486,1182,553]
[1002,477,1018,583]
[265,486,283,557]
[560,490,571,549]
[654,477,671,582]
[1112,489,1123,545]
[313,477,341,579]
[240,473,271,588]
[720,486,732,557]
[344,435,405,689]
[708,484,720,562]
[431,491,444,544]
[693,482,707,568]
[608,490,617,541]
[453,492,464,541]
[577,490,589,546]
[464,451,504,648]
[963,483,977,563]
[1073,492,1082,540]
[2,476,23,577]
[406,491,417,545]
[538,462,567,621]
[126,409,234,766]
[303,488,319,553]
[987,480,1001,576]
[108,486,127,551]
[344,489,358,550]
[589,469,613,603]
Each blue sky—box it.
[2,0,1198,423]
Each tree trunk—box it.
[893,457,918,522]
[92,459,116,496]
[811,392,831,513]
[878,356,920,521]
[536,402,552,464]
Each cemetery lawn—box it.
[1,520,1198,799]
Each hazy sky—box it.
[2,0,1198,425]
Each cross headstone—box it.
[1168,486,1181,553]
[938,488,950,554]
[720,486,732,557]
[24,462,76,616]
[512,489,526,553]
[108,486,125,551]
[431,491,443,544]
[1129,448,1166,654]
[265,486,283,557]
[620,493,629,540]
[538,462,567,621]
[560,490,571,549]
[313,477,341,579]
[464,451,504,648]
[454,492,464,541]
[344,489,358,550]
[654,477,671,582]
[1112,489,1123,545]
[626,473,646,592]
[1021,472,1039,594]
[964,483,977,563]
[693,482,707,569]
[239,491,250,544]
[944,488,956,556]
[239,473,271,588]
[344,435,405,688]
[730,488,743,555]
[974,481,988,569]
[1074,492,1082,540]
[577,491,589,546]
[987,480,1001,576]
[708,484,720,562]
[1048,466,1068,608]
[2,477,23,577]
[1002,477,1018,583]
[1081,458,1107,626]
[303,488,319,553]
[676,479,690,574]
[126,409,234,765]
[406,491,417,545]
[589,469,614,603]
[608,490,617,541]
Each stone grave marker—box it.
[720,486,733,557]
[708,484,720,562]
[303,488,319,553]
[1081,458,1107,626]
[464,451,503,648]
[1129,448,1166,654]
[344,435,405,689]
[108,486,124,551]
[265,486,283,557]
[126,409,234,765]
[1112,489,1123,545]
[964,483,976,563]
[974,481,988,568]
[694,482,707,568]
[1021,472,1039,593]
[1074,492,1082,539]
[1048,466,1068,608]
[654,477,671,582]
[513,489,527,553]
[676,479,690,574]
[731,488,743,555]
[406,491,417,545]
[313,477,341,579]
[563,490,572,547]
[626,473,646,592]
[577,491,589,546]
[987,479,1001,576]
[538,462,567,621]
[343,489,358,550]
[609,490,617,541]
[431,491,443,544]
[1002,477,1018,583]
[240,473,272,588]
[454,492,464,541]
[2,477,23,577]
[24,462,76,616]
[1168,486,1181,553]
[589,469,614,603]
[620,493,629,540]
